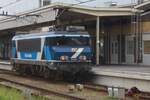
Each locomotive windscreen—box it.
[17,38,41,52]
[46,37,89,46]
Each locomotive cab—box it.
[45,34,91,61]
[45,32,92,72]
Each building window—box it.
[144,41,150,54]
[43,0,51,6]
[127,40,134,54]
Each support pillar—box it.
[96,16,100,65]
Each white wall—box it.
[0,0,39,14]
[0,0,39,19]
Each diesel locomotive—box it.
[11,28,92,78]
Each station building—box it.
[0,1,150,65]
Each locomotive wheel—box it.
[35,65,41,75]
[64,72,78,82]
[24,65,32,75]
[49,70,56,79]
[17,65,26,75]
[43,67,50,79]
[31,65,36,75]
[53,71,63,81]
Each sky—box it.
[0,0,137,15]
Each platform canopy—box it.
[135,1,150,10]
[0,2,140,31]
[53,2,139,17]
[135,1,150,17]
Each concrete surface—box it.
[92,65,150,92]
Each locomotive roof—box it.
[12,31,90,40]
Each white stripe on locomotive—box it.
[37,38,45,60]
[71,48,84,59]
[16,40,21,59]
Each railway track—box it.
[0,80,85,100]
[84,84,150,100]
[0,77,85,100]
[0,68,150,100]
[0,69,108,100]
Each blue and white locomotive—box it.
[11,28,92,78]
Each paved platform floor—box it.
[0,59,10,64]
[0,64,12,70]
[92,65,150,80]
[92,65,150,92]
[93,65,150,74]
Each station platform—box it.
[92,65,150,92]
[0,60,11,65]
[0,60,11,70]
[92,65,150,80]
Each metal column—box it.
[96,16,100,65]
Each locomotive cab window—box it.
[46,37,89,46]
[17,38,41,52]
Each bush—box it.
[103,96,118,100]
[0,86,47,100]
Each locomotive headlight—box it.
[79,56,87,61]
[60,56,68,61]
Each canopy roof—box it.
[0,2,140,31]
[135,1,150,11]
